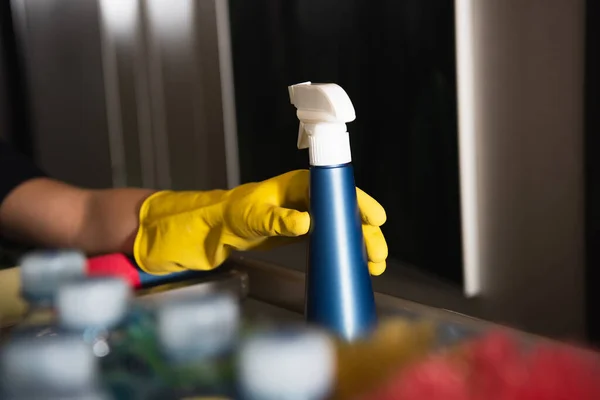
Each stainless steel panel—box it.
[229,256,546,343]
[11,0,113,188]
[242,298,304,324]
[136,267,249,304]
[456,0,585,337]
[12,0,236,190]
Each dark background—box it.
[0,2,32,157]
[585,0,600,343]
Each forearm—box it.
[78,187,156,254]
[0,177,154,255]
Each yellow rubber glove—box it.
[134,170,387,276]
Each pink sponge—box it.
[87,253,141,288]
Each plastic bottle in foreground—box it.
[56,276,131,357]
[237,326,336,400]
[19,249,87,304]
[157,292,240,361]
[289,82,377,341]
[154,292,241,396]
[0,335,110,399]
[16,249,87,335]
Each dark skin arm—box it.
[0,177,155,255]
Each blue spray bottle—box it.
[289,82,377,341]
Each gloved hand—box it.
[134,170,387,276]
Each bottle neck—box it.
[308,130,352,166]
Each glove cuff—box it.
[133,191,177,275]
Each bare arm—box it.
[0,177,155,255]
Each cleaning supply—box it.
[87,254,143,289]
[332,318,435,400]
[237,326,336,400]
[289,82,377,341]
[87,253,208,289]
[16,250,87,335]
[152,292,240,397]
[0,335,112,399]
[19,249,87,305]
[133,174,386,276]
[55,276,131,357]
[54,276,164,399]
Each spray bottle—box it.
[289,81,377,341]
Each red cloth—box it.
[362,331,600,400]
[87,253,141,288]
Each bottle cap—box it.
[238,327,336,400]
[0,335,99,396]
[289,82,356,166]
[19,250,87,303]
[56,277,131,330]
[157,293,240,361]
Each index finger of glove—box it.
[246,204,311,238]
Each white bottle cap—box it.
[19,250,87,302]
[238,327,336,400]
[0,335,98,395]
[289,82,356,166]
[56,277,131,330]
[157,293,240,361]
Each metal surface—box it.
[10,0,235,191]
[306,164,376,340]
[242,298,304,324]
[11,0,113,188]
[230,256,545,343]
[131,256,506,341]
[134,265,304,325]
[135,267,248,305]
[455,0,585,338]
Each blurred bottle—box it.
[332,318,436,400]
[55,276,131,356]
[0,334,113,399]
[52,276,155,399]
[15,249,87,336]
[237,326,336,400]
[149,292,241,398]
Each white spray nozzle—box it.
[288,82,356,166]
